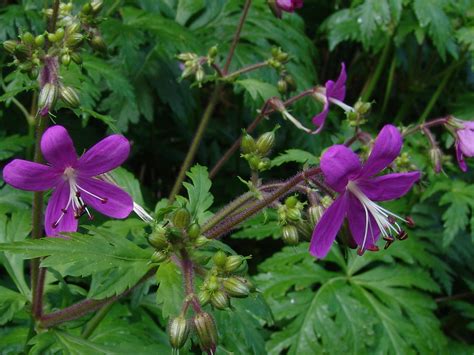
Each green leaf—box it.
[0,225,153,299]
[0,134,33,160]
[176,0,205,25]
[109,167,145,206]
[155,261,184,319]
[183,164,214,224]
[231,210,281,240]
[0,286,27,325]
[271,149,318,167]
[236,79,280,103]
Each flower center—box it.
[346,181,408,254]
[52,169,108,229]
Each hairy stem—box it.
[223,0,252,74]
[180,249,201,313]
[223,61,268,80]
[204,167,322,239]
[169,86,221,201]
[402,116,450,136]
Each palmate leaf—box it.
[0,286,27,325]
[256,243,448,354]
[183,164,214,224]
[155,261,184,319]
[271,149,318,167]
[0,223,153,299]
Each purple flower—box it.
[276,0,303,12]
[454,120,474,172]
[2,125,133,237]
[312,63,349,133]
[309,125,420,258]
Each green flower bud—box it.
[21,32,34,45]
[187,223,200,239]
[47,32,58,43]
[34,35,45,47]
[66,23,81,36]
[150,250,168,263]
[210,290,229,309]
[70,52,83,64]
[354,100,371,115]
[282,225,299,245]
[223,277,250,298]
[168,316,189,349]
[241,132,256,154]
[277,79,287,94]
[285,196,298,208]
[66,33,84,48]
[285,74,297,91]
[256,131,276,156]
[59,85,80,108]
[198,289,211,305]
[208,45,218,58]
[61,53,71,66]
[248,155,261,170]
[257,158,271,171]
[224,255,244,273]
[91,0,104,14]
[194,235,209,248]
[195,68,205,82]
[286,208,301,222]
[193,312,217,353]
[82,3,92,14]
[148,227,168,249]
[55,28,65,41]
[18,62,33,73]
[38,83,58,113]
[167,227,183,243]
[90,35,106,52]
[207,275,219,292]
[213,251,227,268]
[173,208,191,229]
[277,51,289,62]
[308,205,324,226]
[295,220,312,241]
[177,52,196,61]
[13,44,29,60]
[3,40,17,54]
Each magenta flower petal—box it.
[309,194,348,258]
[359,124,402,178]
[45,180,78,237]
[276,0,294,11]
[346,193,380,250]
[457,129,474,157]
[311,101,329,132]
[77,135,130,177]
[321,145,362,192]
[357,171,420,201]
[77,177,133,218]
[326,63,346,101]
[41,126,77,169]
[2,159,60,191]
[456,140,467,172]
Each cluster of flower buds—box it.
[148,207,207,263]
[240,126,279,172]
[177,46,218,86]
[395,152,418,172]
[346,99,372,127]
[278,196,306,245]
[198,251,252,309]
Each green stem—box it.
[168,86,221,201]
[418,63,456,123]
[81,301,115,339]
[381,55,396,115]
[222,0,252,74]
[223,62,268,80]
[361,41,391,102]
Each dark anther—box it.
[357,248,365,256]
[76,191,81,197]
[383,235,394,242]
[52,221,59,228]
[100,197,108,204]
[397,231,408,240]
[367,245,379,252]
[405,216,415,228]
[61,208,68,213]
[384,239,394,249]
[388,216,395,224]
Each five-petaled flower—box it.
[312,63,353,133]
[309,125,420,258]
[276,0,303,12]
[452,119,474,172]
[2,125,133,237]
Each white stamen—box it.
[347,181,406,250]
[133,202,155,223]
[281,110,316,135]
[329,97,355,113]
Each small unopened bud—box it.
[429,147,442,173]
[286,208,301,222]
[223,277,250,298]
[38,83,58,115]
[34,35,45,47]
[55,28,65,41]
[91,0,104,13]
[210,290,229,309]
[3,40,17,54]
[173,208,191,229]
[168,316,189,349]
[277,79,287,94]
[282,224,299,245]
[308,205,324,226]
[194,312,217,353]
[224,255,244,273]
[195,68,205,82]
[148,227,168,249]
[66,33,84,48]
[177,52,196,61]
[187,223,200,239]
[257,157,271,171]
[241,132,256,154]
[285,196,298,208]
[256,128,278,156]
[213,251,227,268]
[194,235,209,247]
[285,74,297,91]
[21,32,34,45]
[208,45,218,59]
[59,85,80,107]
[248,155,261,170]
[13,44,29,60]
[198,289,211,305]
[82,3,92,14]
[70,52,83,64]
[66,22,81,35]
[61,53,71,66]
[354,99,372,115]
[151,250,168,263]
[90,35,106,52]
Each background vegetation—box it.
[0,0,473,353]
